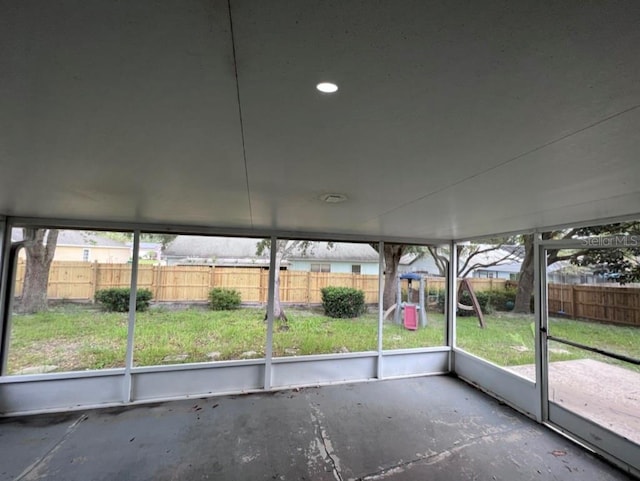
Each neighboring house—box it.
[164,236,380,273]
[132,242,163,262]
[399,250,441,275]
[547,262,601,285]
[165,237,541,279]
[288,242,379,275]
[164,236,273,267]
[400,245,524,279]
[12,229,130,263]
[472,262,521,280]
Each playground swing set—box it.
[388,274,485,330]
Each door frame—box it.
[537,235,640,477]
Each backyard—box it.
[6,305,640,375]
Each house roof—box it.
[479,262,522,273]
[289,242,378,262]
[165,236,380,263]
[165,236,261,259]
[400,245,523,268]
[11,229,128,248]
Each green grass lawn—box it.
[456,312,640,371]
[7,305,640,374]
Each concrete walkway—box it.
[508,359,640,444]
[0,376,634,481]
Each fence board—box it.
[548,283,640,326]
[16,261,639,326]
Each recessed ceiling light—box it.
[320,193,348,203]
[316,82,339,93]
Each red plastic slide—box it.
[403,305,418,330]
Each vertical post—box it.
[257,268,264,304]
[534,233,546,423]
[123,231,140,403]
[151,264,159,301]
[394,277,402,324]
[377,241,384,379]
[571,285,577,318]
[264,236,277,390]
[210,264,216,298]
[447,242,457,372]
[306,271,312,306]
[419,277,427,327]
[90,261,98,302]
[0,217,11,375]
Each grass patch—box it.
[456,312,640,371]
[7,306,640,374]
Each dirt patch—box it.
[10,339,87,374]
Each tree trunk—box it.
[271,253,288,322]
[513,234,534,313]
[382,244,406,311]
[20,229,59,314]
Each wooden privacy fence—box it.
[13,262,518,305]
[548,283,640,327]
[13,262,382,304]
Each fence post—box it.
[307,271,312,306]
[90,261,98,302]
[571,285,577,317]
[152,265,159,300]
[209,265,216,291]
[260,269,267,304]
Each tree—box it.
[142,233,178,252]
[256,240,331,322]
[371,243,409,311]
[428,241,520,279]
[19,228,59,314]
[99,232,178,254]
[512,222,640,313]
[569,222,640,284]
[371,242,520,313]
[512,231,579,313]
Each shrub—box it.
[432,287,523,315]
[321,286,366,318]
[208,288,241,310]
[428,286,535,315]
[95,288,153,312]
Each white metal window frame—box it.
[0,219,450,416]
[453,233,640,477]
[537,235,640,477]
[3,217,637,476]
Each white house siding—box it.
[472,270,513,280]
[289,260,378,275]
[399,255,440,276]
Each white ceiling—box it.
[1,0,639,241]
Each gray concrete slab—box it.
[0,376,634,481]
[508,359,640,444]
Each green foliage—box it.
[95,288,152,312]
[431,287,533,315]
[208,288,241,311]
[321,286,366,318]
[10,307,640,374]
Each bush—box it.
[208,288,241,310]
[321,286,365,318]
[95,288,153,312]
[431,287,531,315]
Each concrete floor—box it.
[508,359,640,445]
[0,376,635,481]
